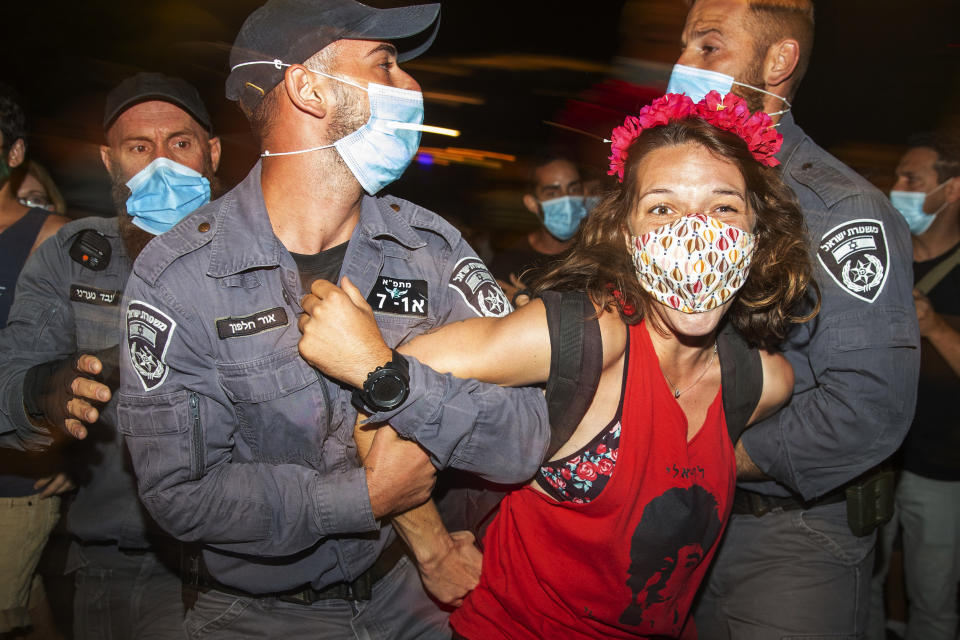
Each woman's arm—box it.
[748,350,795,426]
[354,416,481,607]
[736,350,794,480]
[397,297,552,386]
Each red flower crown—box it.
[607,91,782,182]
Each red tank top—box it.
[451,320,736,639]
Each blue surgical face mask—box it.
[233,60,436,195]
[540,195,588,241]
[665,63,791,117]
[890,181,948,235]
[125,157,211,236]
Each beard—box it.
[110,150,219,261]
[732,56,769,114]
[322,81,368,178]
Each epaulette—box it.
[133,206,218,286]
[787,139,865,210]
[381,194,463,250]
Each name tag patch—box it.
[817,218,890,303]
[448,257,511,318]
[127,300,176,391]
[367,277,428,318]
[216,307,289,339]
[70,284,120,306]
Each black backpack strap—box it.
[716,322,763,444]
[541,290,603,460]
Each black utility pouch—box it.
[845,468,895,537]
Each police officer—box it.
[116,1,550,638]
[0,72,221,640]
[665,1,920,637]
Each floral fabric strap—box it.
[537,420,621,504]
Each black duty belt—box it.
[731,486,846,517]
[198,537,407,604]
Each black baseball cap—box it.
[226,0,440,109]
[104,73,212,133]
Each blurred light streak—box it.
[391,123,460,137]
[416,146,517,170]
[543,120,612,143]
[423,91,486,106]
[449,54,610,73]
[403,60,473,76]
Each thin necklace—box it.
[661,344,718,399]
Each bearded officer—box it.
[116,1,549,638]
[0,72,220,639]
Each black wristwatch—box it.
[352,350,410,412]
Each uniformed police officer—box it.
[0,73,221,639]
[663,1,921,637]
[116,2,550,638]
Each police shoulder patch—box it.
[817,218,890,303]
[367,276,428,318]
[126,300,177,391]
[448,257,511,318]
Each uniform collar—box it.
[207,161,282,278]
[774,112,806,168]
[207,161,426,278]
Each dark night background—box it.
[1,0,958,231]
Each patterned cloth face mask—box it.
[631,213,756,313]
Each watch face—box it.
[369,371,408,409]
[375,375,405,404]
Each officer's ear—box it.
[208,136,222,174]
[6,138,25,169]
[522,193,540,216]
[283,64,327,120]
[945,176,960,206]
[99,144,113,175]
[763,38,800,90]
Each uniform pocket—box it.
[217,347,329,465]
[794,503,875,566]
[217,347,314,403]
[117,390,191,436]
[185,588,253,639]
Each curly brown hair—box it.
[534,117,818,349]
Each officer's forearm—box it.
[353,416,454,564]
[735,439,767,480]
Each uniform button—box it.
[198,222,211,233]
[801,162,813,170]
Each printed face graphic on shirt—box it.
[619,485,723,632]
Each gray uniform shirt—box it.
[117,162,550,593]
[739,114,921,500]
[0,217,158,548]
